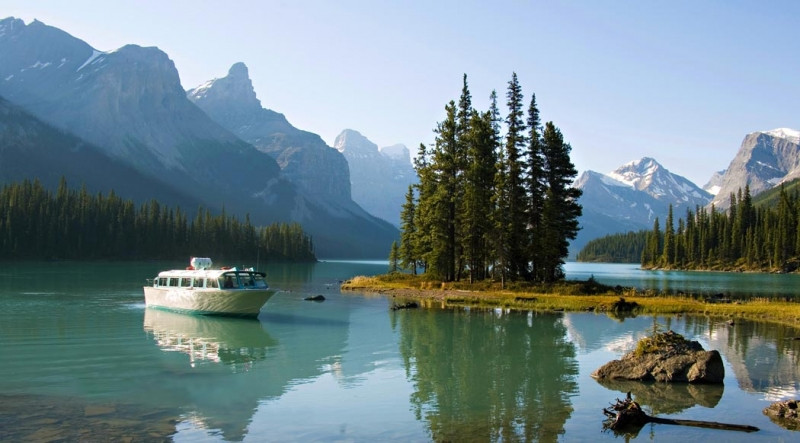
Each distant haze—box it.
[4,1,800,187]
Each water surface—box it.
[1,260,799,441]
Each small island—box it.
[341,274,800,328]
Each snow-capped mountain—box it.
[572,157,712,256]
[710,128,800,209]
[608,157,712,203]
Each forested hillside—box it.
[0,179,316,262]
[575,231,647,263]
[640,184,800,272]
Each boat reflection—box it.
[141,303,351,441]
[143,308,276,369]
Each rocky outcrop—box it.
[187,63,352,203]
[591,330,724,384]
[710,129,800,209]
[763,399,800,430]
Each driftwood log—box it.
[602,392,759,435]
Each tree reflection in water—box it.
[395,308,578,442]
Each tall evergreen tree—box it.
[462,109,497,282]
[503,72,529,279]
[662,204,675,266]
[413,142,435,274]
[538,122,582,282]
[525,93,545,280]
[399,185,418,274]
[488,89,509,285]
[428,101,460,281]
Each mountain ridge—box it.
[0,17,396,257]
[572,157,712,256]
[709,128,800,209]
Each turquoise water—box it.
[1,260,799,441]
[566,262,800,298]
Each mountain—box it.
[703,169,726,196]
[0,17,396,257]
[0,95,200,207]
[333,130,417,227]
[573,157,712,256]
[709,128,800,209]
[186,63,351,203]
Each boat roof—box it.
[155,268,263,278]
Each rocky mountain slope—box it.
[710,128,800,209]
[333,130,416,226]
[0,96,199,207]
[187,63,352,203]
[0,17,396,257]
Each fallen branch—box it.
[602,392,758,434]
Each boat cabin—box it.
[150,269,269,290]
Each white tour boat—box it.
[143,257,277,317]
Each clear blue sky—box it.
[6,0,799,185]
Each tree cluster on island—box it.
[390,74,582,284]
[0,178,316,262]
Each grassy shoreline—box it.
[341,274,800,328]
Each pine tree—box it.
[488,89,509,285]
[525,94,545,280]
[429,101,460,281]
[388,241,400,273]
[538,122,582,282]
[413,142,434,273]
[462,109,496,282]
[662,204,675,267]
[399,185,418,274]
[503,73,529,279]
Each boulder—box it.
[763,399,800,430]
[592,330,724,384]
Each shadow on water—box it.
[257,311,350,327]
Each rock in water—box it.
[591,330,724,384]
[763,399,800,430]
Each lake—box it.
[1,260,799,441]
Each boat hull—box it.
[143,287,276,317]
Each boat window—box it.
[158,277,168,287]
[168,278,179,287]
[221,274,237,289]
[194,279,205,289]
[207,278,218,289]
[242,273,256,288]
[253,274,268,288]
[180,278,192,288]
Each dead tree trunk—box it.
[602,393,759,434]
